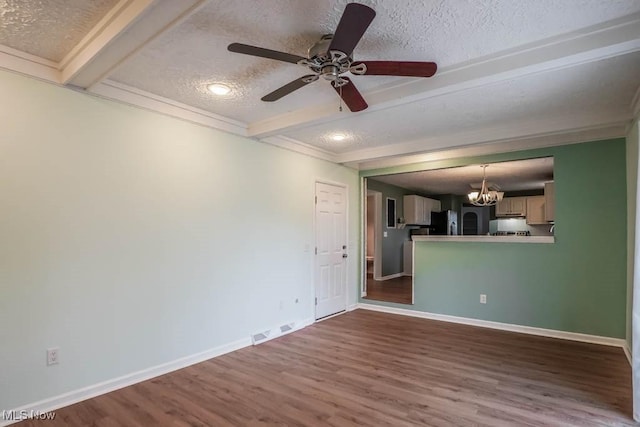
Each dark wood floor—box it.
[364,274,413,304]
[21,310,633,426]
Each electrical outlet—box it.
[383,231,388,237]
[480,294,487,304]
[46,348,59,366]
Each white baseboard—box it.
[347,303,358,311]
[356,303,627,348]
[2,318,313,427]
[250,317,315,345]
[373,273,404,281]
[623,341,632,366]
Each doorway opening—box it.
[362,180,413,305]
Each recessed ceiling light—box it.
[208,83,231,96]
[331,133,347,141]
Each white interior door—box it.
[315,182,347,319]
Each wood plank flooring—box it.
[364,275,413,304]
[20,310,633,426]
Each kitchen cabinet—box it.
[526,196,546,224]
[545,182,555,221]
[403,195,441,225]
[496,196,527,217]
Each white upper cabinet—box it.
[496,196,527,217]
[404,195,441,225]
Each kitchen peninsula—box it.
[412,235,554,243]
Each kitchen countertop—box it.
[411,235,554,244]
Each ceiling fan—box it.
[227,3,437,112]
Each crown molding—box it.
[247,12,640,139]
[89,80,248,136]
[0,44,60,83]
[351,123,627,171]
[337,111,630,165]
[260,136,338,163]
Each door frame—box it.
[362,179,383,298]
[314,178,349,320]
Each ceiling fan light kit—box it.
[227,3,437,112]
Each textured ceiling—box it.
[110,0,640,123]
[0,0,118,62]
[283,52,640,153]
[0,0,639,166]
[371,157,554,195]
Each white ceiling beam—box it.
[74,0,208,90]
[339,111,629,168]
[247,12,640,139]
[59,0,156,84]
[349,124,627,171]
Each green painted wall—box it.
[366,178,412,276]
[628,119,639,348]
[361,139,627,338]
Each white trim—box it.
[0,338,250,426]
[260,136,337,163]
[361,177,368,297]
[0,45,60,83]
[351,124,626,171]
[372,190,383,280]
[356,303,627,348]
[78,1,209,89]
[375,272,405,281]
[313,179,350,320]
[1,317,314,426]
[89,80,248,136]
[624,342,632,366]
[347,303,358,312]
[314,310,349,323]
[411,240,415,304]
[59,0,154,83]
[246,13,640,140]
[339,114,628,166]
[411,235,554,244]
[250,317,315,345]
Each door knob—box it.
[342,253,348,258]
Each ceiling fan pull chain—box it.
[339,84,343,112]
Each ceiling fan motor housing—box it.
[308,34,338,61]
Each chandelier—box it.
[468,165,504,206]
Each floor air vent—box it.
[251,322,298,345]
[280,323,294,333]
[251,330,271,345]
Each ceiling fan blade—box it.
[352,61,438,77]
[328,3,376,57]
[332,77,368,112]
[228,43,306,64]
[261,75,318,102]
